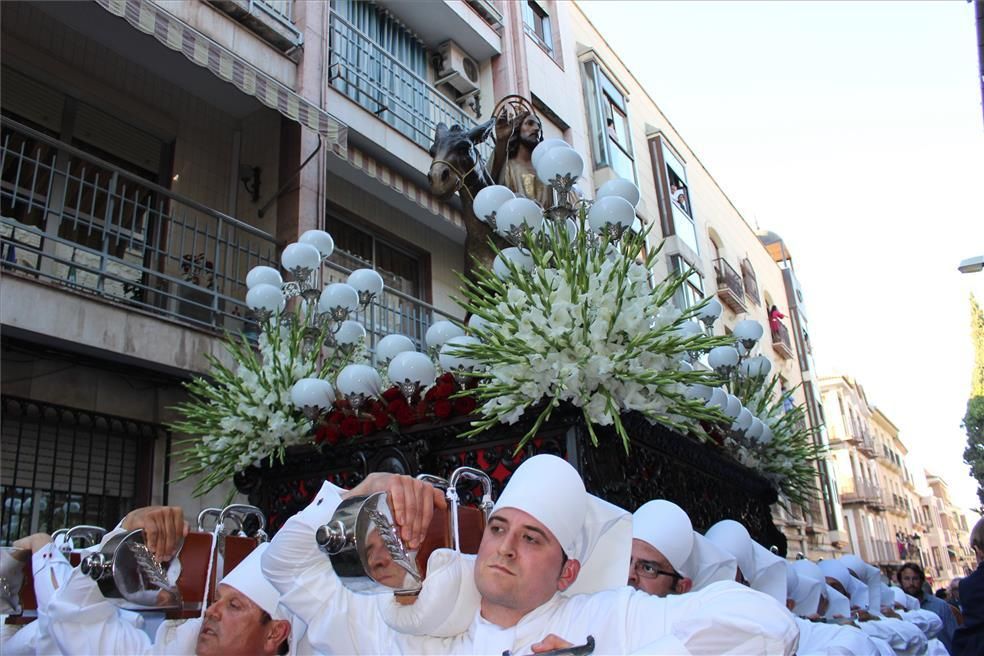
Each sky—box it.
[578,1,984,516]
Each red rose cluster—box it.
[314,373,478,445]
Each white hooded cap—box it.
[824,584,852,620]
[705,520,755,581]
[749,542,788,604]
[903,592,920,612]
[632,500,693,571]
[790,560,825,617]
[839,554,882,611]
[220,543,282,619]
[632,501,736,591]
[491,454,631,596]
[818,559,868,609]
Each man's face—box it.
[365,527,408,589]
[197,584,277,656]
[899,568,922,597]
[474,508,572,618]
[627,539,682,597]
[518,116,542,147]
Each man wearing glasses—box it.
[628,500,736,597]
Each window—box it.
[582,61,635,182]
[649,137,698,254]
[523,1,553,53]
[1,396,159,545]
[740,258,760,306]
[670,255,704,311]
[325,212,433,346]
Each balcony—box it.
[840,482,883,509]
[770,321,794,359]
[0,117,452,347]
[857,435,878,458]
[208,0,303,53]
[713,258,746,313]
[328,12,488,158]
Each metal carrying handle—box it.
[196,508,223,532]
[446,467,494,553]
[218,504,267,540]
[62,525,107,552]
[502,635,595,656]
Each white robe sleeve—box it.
[627,581,800,655]
[794,617,880,656]
[261,480,392,655]
[46,567,156,655]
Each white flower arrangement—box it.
[727,373,826,506]
[454,213,733,449]
[171,309,363,498]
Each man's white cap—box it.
[790,560,825,617]
[704,519,754,581]
[220,543,283,619]
[839,554,882,611]
[818,559,868,609]
[785,566,799,602]
[903,592,920,612]
[631,500,736,590]
[881,585,898,609]
[748,542,788,605]
[824,584,852,620]
[491,454,631,596]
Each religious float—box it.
[171,97,824,557]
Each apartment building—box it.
[924,472,976,584]
[819,374,976,586]
[2,0,838,547]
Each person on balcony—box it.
[45,506,295,656]
[769,305,786,335]
[628,499,735,597]
[261,454,799,655]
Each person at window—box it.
[606,118,619,142]
[491,110,553,208]
[769,305,786,335]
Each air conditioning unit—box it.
[437,41,480,94]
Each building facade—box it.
[819,375,976,587]
[2,0,839,547]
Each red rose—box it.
[340,416,361,438]
[387,398,409,414]
[434,399,452,418]
[373,410,390,430]
[316,424,340,445]
[395,405,416,426]
[361,419,375,436]
[453,397,477,415]
[382,387,403,402]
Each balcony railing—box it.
[208,0,302,50]
[770,321,794,360]
[0,117,455,344]
[328,12,488,159]
[713,258,746,313]
[840,482,883,506]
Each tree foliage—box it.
[963,294,984,510]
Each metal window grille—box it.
[0,396,162,546]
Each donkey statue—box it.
[426,119,506,284]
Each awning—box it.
[93,0,347,155]
[340,145,465,230]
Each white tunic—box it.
[793,617,880,656]
[2,542,76,656]
[262,481,800,655]
[855,616,927,655]
[46,567,201,655]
